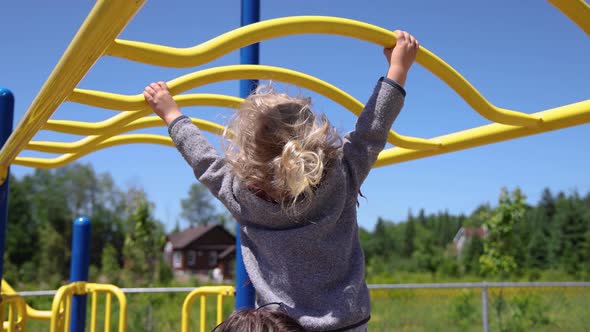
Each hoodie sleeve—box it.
[342,77,406,189]
[168,116,242,217]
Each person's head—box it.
[214,309,307,332]
[223,85,341,213]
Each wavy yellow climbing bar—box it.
[68,65,437,150]
[2,0,589,175]
[108,16,540,128]
[0,0,145,175]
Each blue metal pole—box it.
[235,0,259,310]
[0,87,15,281]
[70,216,91,332]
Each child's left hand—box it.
[143,82,183,125]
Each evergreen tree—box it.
[180,183,216,226]
[539,188,556,218]
[403,210,416,257]
[555,193,588,277]
[123,199,166,286]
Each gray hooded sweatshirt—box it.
[168,77,405,331]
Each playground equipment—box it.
[0,0,588,330]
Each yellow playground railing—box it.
[181,286,235,332]
[0,0,588,330]
[2,280,232,332]
[1,280,126,332]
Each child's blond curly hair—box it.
[223,85,342,213]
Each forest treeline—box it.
[4,163,589,289]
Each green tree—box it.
[180,183,216,226]
[555,193,588,277]
[463,234,484,275]
[413,227,443,279]
[122,199,166,286]
[6,175,38,268]
[480,187,526,277]
[403,211,416,257]
[101,243,120,283]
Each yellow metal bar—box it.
[181,286,235,332]
[548,0,590,36]
[216,294,223,325]
[105,292,112,332]
[8,304,14,331]
[44,94,242,135]
[108,16,540,127]
[0,0,145,172]
[64,295,71,332]
[375,99,590,167]
[69,65,438,150]
[200,296,206,332]
[16,98,590,169]
[27,117,224,154]
[84,284,127,332]
[91,292,98,332]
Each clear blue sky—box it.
[2,0,589,232]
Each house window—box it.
[187,250,196,267]
[173,251,183,269]
[209,251,218,266]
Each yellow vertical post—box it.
[104,292,112,332]
[200,296,207,332]
[7,304,14,331]
[65,296,72,332]
[91,292,98,332]
[216,294,224,324]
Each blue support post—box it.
[0,87,15,281]
[70,217,91,332]
[235,0,260,310]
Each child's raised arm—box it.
[343,30,418,188]
[144,83,242,216]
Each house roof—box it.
[167,224,220,249]
[219,245,236,259]
[464,227,487,238]
[453,226,487,243]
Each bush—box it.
[449,289,477,327]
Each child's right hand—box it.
[383,30,419,87]
[144,82,183,126]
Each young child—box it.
[144,30,418,332]
[214,307,307,332]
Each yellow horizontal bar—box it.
[16,134,173,169]
[548,0,590,36]
[375,99,590,167]
[69,65,438,150]
[108,16,540,127]
[26,117,225,154]
[0,0,145,172]
[47,94,243,135]
[17,98,590,169]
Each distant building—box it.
[452,226,487,257]
[164,225,235,281]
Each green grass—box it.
[13,281,590,331]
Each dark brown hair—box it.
[214,309,307,332]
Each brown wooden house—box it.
[164,225,235,280]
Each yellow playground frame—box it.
[0,0,588,331]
